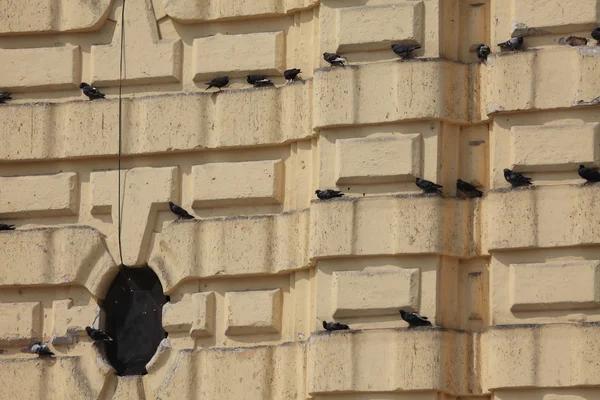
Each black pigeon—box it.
[497,35,523,51]
[323,321,349,332]
[391,44,421,59]
[503,168,532,187]
[169,201,195,220]
[0,224,15,231]
[28,342,54,357]
[323,52,346,67]
[247,75,273,87]
[284,68,301,83]
[592,27,600,43]
[399,310,432,327]
[415,177,443,194]
[315,189,344,200]
[456,179,483,198]
[578,165,600,183]
[205,76,229,91]
[0,91,12,103]
[86,326,114,343]
[476,44,491,62]
[79,82,105,100]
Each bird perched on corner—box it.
[323,321,350,332]
[476,44,491,62]
[323,52,346,68]
[0,91,12,103]
[23,342,54,357]
[86,326,114,343]
[315,189,344,200]
[497,35,523,51]
[592,27,600,44]
[284,68,301,84]
[79,82,105,100]
[399,310,432,327]
[0,224,15,231]
[205,76,229,91]
[415,177,443,194]
[578,165,600,183]
[503,168,532,187]
[247,75,273,87]
[456,179,483,198]
[391,43,421,59]
[169,201,195,220]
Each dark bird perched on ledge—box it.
[79,82,105,100]
[315,189,344,200]
[391,43,421,59]
[503,168,532,187]
[592,27,600,44]
[476,44,491,62]
[0,91,12,103]
[456,179,483,198]
[247,75,273,87]
[169,201,195,220]
[497,34,523,51]
[323,321,349,332]
[86,326,114,343]
[24,342,54,357]
[399,310,432,327]
[284,68,301,84]
[578,165,600,183]
[205,76,229,91]
[0,224,15,231]
[415,177,443,194]
[323,52,346,68]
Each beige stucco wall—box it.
[1,0,600,398]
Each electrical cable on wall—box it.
[117,0,126,266]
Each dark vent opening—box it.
[104,266,167,376]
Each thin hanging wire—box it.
[117,0,126,266]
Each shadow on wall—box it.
[104,266,168,376]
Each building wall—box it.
[0,0,599,398]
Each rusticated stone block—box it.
[494,388,600,400]
[336,2,424,52]
[0,0,112,35]
[509,260,600,312]
[192,160,284,207]
[192,32,285,79]
[335,134,422,185]
[0,173,78,218]
[225,289,282,335]
[164,0,318,21]
[0,45,80,91]
[510,123,600,172]
[511,0,599,34]
[0,302,42,346]
[163,292,215,337]
[51,300,99,345]
[332,268,420,318]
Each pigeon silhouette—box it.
[399,310,432,327]
[169,201,195,220]
[205,76,229,91]
[497,35,523,51]
[25,342,54,357]
[315,189,344,200]
[323,321,350,332]
[456,179,483,198]
[0,91,12,103]
[247,75,273,87]
[79,83,105,100]
[323,52,346,68]
[503,168,532,187]
[578,165,600,183]
[415,177,443,194]
[476,44,491,62]
[284,68,301,84]
[391,44,421,59]
[86,326,114,343]
[0,224,15,231]
[591,27,600,44]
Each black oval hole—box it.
[104,266,167,376]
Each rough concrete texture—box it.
[0,0,600,398]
